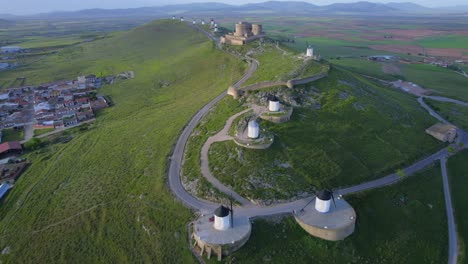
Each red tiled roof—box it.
[0,141,22,154]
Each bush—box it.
[396,169,406,178]
[24,138,42,151]
[447,146,455,153]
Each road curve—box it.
[167,26,259,213]
[440,156,458,264]
[200,109,253,205]
[168,23,468,222]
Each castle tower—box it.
[252,24,263,36]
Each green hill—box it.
[199,67,443,201]
[0,20,244,262]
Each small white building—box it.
[247,120,259,139]
[315,190,332,213]
[201,20,206,25]
[268,95,280,112]
[180,17,184,22]
[1,46,21,53]
[214,206,231,231]
[193,20,196,25]
[306,46,314,57]
[172,16,176,20]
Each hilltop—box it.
[0,20,244,262]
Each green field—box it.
[330,58,468,102]
[402,64,468,101]
[416,35,468,49]
[205,67,443,201]
[424,99,468,130]
[1,128,24,142]
[0,20,245,262]
[219,165,447,263]
[448,150,468,263]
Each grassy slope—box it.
[220,165,447,263]
[0,20,245,262]
[447,150,468,263]
[207,67,443,200]
[424,99,468,130]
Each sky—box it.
[1,0,467,15]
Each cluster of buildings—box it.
[0,74,109,130]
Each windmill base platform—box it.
[294,197,356,241]
[192,215,251,261]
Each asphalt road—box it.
[440,156,458,264]
[425,95,468,107]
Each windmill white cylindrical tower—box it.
[172,16,176,20]
[306,46,314,57]
[248,120,259,139]
[268,95,280,112]
[211,19,215,27]
[193,20,196,24]
[315,190,332,213]
[201,20,205,25]
[214,206,231,231]
[180,17,184,22]
[214,26,218,32]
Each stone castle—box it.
[220,21,265,46]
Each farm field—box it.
[447,150,468,263]
[332,58,468,101]
[217,165,447,263]
[0,20,244,262]
[205,67,443,202]
[424,99,468,130]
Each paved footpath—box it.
[440,156,458,264]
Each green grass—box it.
[33,128,55,137]
[331,58,400,80]
[1,128,24,142]
[220,165,447,263]
[0,20,245,262]
[17,36,84,49]
[424,99,468,130]
[207,67,443,201]
[242,42,324,86]
[416,35,468,49]
[447,150,468,263]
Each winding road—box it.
[168,23,465,262]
